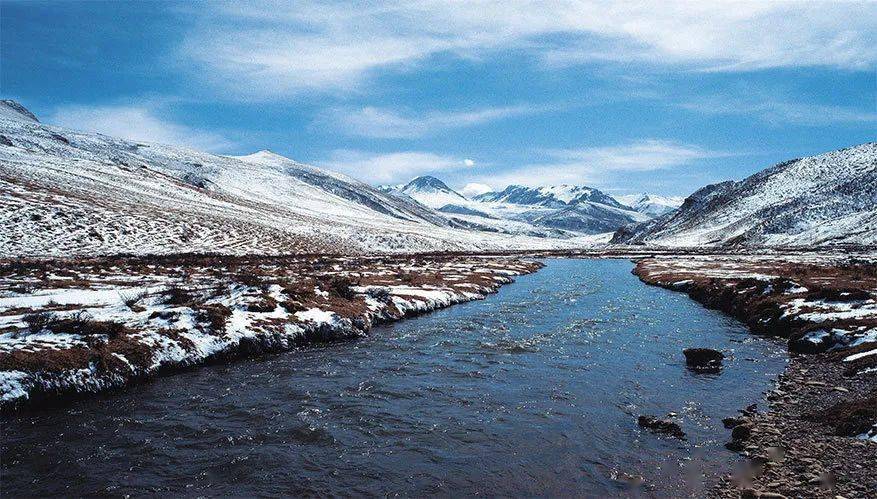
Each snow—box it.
[295,308,337,325]
[801,329,830,345]
[0,371,30,402]
[0,286,157,309]
[857,425,877,443]
[784,297,877,323]
[844,348,877,362]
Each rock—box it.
[831,386,849,393]
[637,415,686,439]
[759,493,789,499]
[726,423,753,451]
[683,347,725,372]
[732,424,753,441]
[740,488,759,499]
[788,329,839,354]
[723,416,744,428]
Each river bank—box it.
[0,254,541,411]
[634,255,877,497]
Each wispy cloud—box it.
[679,97,877,126]
[470,139,726,187]
[49,104,234,152]
[179,1,876,97]
[318,149,477,184]
[321,104,551,139]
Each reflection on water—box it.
[1,259,786,497]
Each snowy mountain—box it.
[382,178,649,235]
[0,100,598,256]
[614,193,685,217]
[470,184,648,234]
[611,143,877,248]
[475,184,626,209]
[395,175,468,209]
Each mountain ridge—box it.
[611,143,877,247]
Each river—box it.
[1,259,787,496]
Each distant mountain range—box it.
[382,176,659,235]
[2,98,873,254]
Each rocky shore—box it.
[634,255,876,498]
[0,254,541,411]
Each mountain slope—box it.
[534,202,650,233]
[611,143,877,247]
[0,101,592,256]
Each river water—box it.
[1,259,786,497]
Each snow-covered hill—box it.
[611,143,877,248]
[0,101,598,256]
[614,193,685,217]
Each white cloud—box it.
[679,97,877,126]
[322,104,549,138]
[469,139,724,187]
[463,158,475,167]
[546,139,720,171]
[318,150,473,184]
[49,104,233,152]
[180,1,876,96]
[461,182,493,197]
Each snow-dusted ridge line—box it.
[0,255,542,410]
[0,100,603,257]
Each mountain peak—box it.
[394,175,467,208]
[234,149,293,165]
[403,175,457,193]
[0,100,39,123]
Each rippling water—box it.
[1,259,787,496]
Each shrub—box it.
[120,290,148,311]
[195,303,232,333]
[22,312,56,333]
[245,295,278,313]
[43,311,130,339]
[807,287,871,303]
[162,285,193,306]
[329,277,356,300]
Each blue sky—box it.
[3,0,875,197]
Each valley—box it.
[1,99,875,497]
